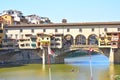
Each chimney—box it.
[62,19,67,23]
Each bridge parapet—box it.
[70,45,99,50]
[71,45,98,48]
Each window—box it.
[21,34,23,39]
[107,37,111,40]
[79,28,82,32]
[8,11,11,14]
[21,44,25,47]
[11,34,13,38]
[5,16,7,18]
[113,33,117,36]
[26,44,30,46]
[5,35,8,38]
[67,28,70,32]
[31,44,36,47]
[47,37,49,40]
[0,30,3,33]
[43,29,46,32]
[55,29,58,32]
[112,42,117,45]
[118,28,120,31]
[92,28,94,32]
[31,38,36,42]
[5,29,8,33]
[101,37,105,40]
[15,34,18,39]
[104,28,107,32]
[31,29,34,33]
[20,29,23,32]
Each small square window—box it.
[31,29,34,33]
[11,34,13,37]
[55,29,58,32]
[5,35,8,38]
[0,30,3,33]
[15,34,18,39]
[92,28,94,32]
[21,34,23,39]
[118,28,120,31]
[67,28,70,32]
[6,29,8,33]
[43,29,46,32]
[20,29,23,32]
[79,28,82,32]
[104,28,107,32]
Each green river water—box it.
[0,55,120,80]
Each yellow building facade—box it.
[36,33,51,48]
[1,14,14,25]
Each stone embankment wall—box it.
[0,49,65,65]
[0,49,42,65]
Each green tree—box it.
[115,75,120,80]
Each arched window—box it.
[88,34,98,45]
[75,34,86,45]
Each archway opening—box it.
[63,34,73,48]
[75,34,86,45]
[88,34,98,45]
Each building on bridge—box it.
[2,22,120,49]
[0,22,120,63]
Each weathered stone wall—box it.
[100,48,120,64]
[114,49,120,64]
[0,49,43,64]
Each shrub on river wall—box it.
[115,75,120,80]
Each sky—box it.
[0,0,120,23]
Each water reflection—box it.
[0,54,120,80]
[65,54,111,80]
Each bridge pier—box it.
[100,48,120,64]
[109,48,114,63]
[108,48,120,64]
[114,49,120,64]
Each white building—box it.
[25,15,51,24]
[25,14,41,24]
[0,10,25,23]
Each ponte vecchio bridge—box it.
[1,22,120,64]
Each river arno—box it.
[0,55,120,80]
